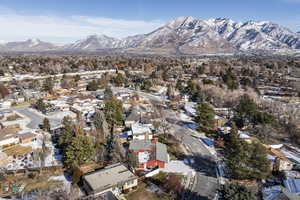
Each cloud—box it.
[0,9,163,44]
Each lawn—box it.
[3,145,32,156]
[126,182,170,200]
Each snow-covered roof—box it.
[131,123,151,135]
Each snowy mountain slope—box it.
[64,35,121,50]
[122,16,236,54]
[206,18,300,51]
[4,38,57,51]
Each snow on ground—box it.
[281,148,300,164]
[49,174,72,193]
[162,160,195,175]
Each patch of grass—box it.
[126,182,170,200]
[6,114,22,121]
[23,177,63,193]
[3,145,32,156]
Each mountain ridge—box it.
[1,17,299,55]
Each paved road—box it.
[170,123,218,200]
[13,106,61,129]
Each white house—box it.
[131,123,153,140]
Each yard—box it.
[126,182,170,200]
[3,145,32,156]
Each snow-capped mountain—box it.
[206,18,300,51]
[121,16,235,54]
[0,17,300,54]
[65,35,120,50]
[4,38,57,51]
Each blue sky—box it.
[0,0,299,43]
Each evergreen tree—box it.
[225,124,271,180]
[86,80,99,91]
[64,135,96,169]
[104,87,113,101]
[113,73,126,87]
[195,102,215,131]
[220,183,255,200]
[43,117,51,132]
[222,68,239,90]
[224,124,250,179]
[59,117,74,154]
[93,111,109,143]
[104,97,124,129]
[43,77,54,93]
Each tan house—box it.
[82,163,138,196]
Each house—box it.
[19,132,37,144]
[130,123,153,140]
[0,128,19,148]
[82,163,138,196]
[129,139,169,169]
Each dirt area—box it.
[126,182,170,200]
[6,114,22,121]
[0,169,65,197]
[3,145,32,156]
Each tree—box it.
[234,94,275,128]
[195,102,215,131]
[93,111,109,162]
[104,87,113,101]
[43,77,54,93]
[222,68,239,90]
[219,183,255,200]
[197,65,205,75]
[86,80,99,91]
[104,97,124,130]
[59,117,74,154]
[224,124,250,179]
[43,117,51,132]
[113,73,126,87]
[224,124,271,180]
[64,135,96,169]
[0,84,9,99]
[34,99,47,113]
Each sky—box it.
[0,0,299,44]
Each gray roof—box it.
[129,140,152,151]
[155,142,169,163]
[126,110,140,122]
[129,140,169,163]
[83,163,137,193]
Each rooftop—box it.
[83,163,137,192]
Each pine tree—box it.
[43,117,51,132]
[104,97,124,130]
[195,102,215,131]
[104,87,113,101]
[64,135,96,169]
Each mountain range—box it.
[1,16,300,55]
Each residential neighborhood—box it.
[0,54,299,200]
